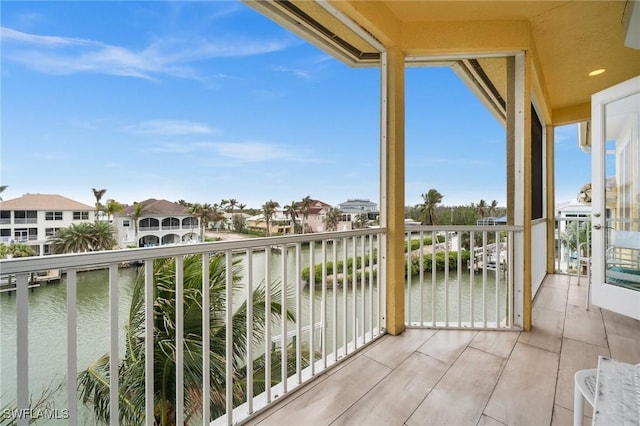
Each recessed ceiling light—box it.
[588,68,606,76]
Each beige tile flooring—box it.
[243,274,640,426]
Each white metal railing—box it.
[0,228,386,426]
[553,217,592,274]
[404,225,523,330]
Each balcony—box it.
[2,223,637,425]
[243,274,640,426]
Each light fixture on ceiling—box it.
[588,68,606,76]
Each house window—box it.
[123,220,130,227]
[45,228,60,237]
[45,211,63,221]
[73,211,89,220]
[14,210,37,223]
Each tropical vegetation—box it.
[419,188,444,225]
[261,200,280,237]
[323,207,341,231]
[0,242,37,258]
[48,222,117,254]
[77,254,304,425]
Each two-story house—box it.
[113,198,199,248]
[0,193,96,255]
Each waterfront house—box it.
[0,193,96,255]
[2,1,639,425]
[302,199,334,232]
[113,198,198,247]
[337,198,379,227]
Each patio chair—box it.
[576,242,591,309]
[573,368,597,426]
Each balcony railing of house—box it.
[0,218,11,224]
[1,228,385,426]
[2,224,532,425]
[13,218,37,224]
[404,225,523,330]
[161,225,181,230]
[138,226,160,231]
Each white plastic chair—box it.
[574,368,597,426]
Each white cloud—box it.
[271,65,312,80]
[125,120,219,136]
[1,26,296,81]
[210,141,294,162]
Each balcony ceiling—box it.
[248,0,640,125]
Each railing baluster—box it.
[225,251,233,425]
[352,236,357,349]
[67,268,77,426]
[175,256,184,426]
[495,231,501,327]
[342,237,348,355]
[308,241,315,376]
[368,235,374,340]
[332,239,337,363]
[470,231,475,327]
[15,272,29,426]
[245,248,254,414]
[202,252,210,426]
[482,231,488,328]
[444,232,449,327]
[457,232,462,327]
[321,239,327,369]
[144,259,154,426]
[264,246,271,403]
[406,231,412,326]
[280,244,287,393]
[431,230,436,326]
[109,264,119,426]
[295,242,302,384]
[419,231,424,326]
[360,235,365,345]
[508,231,514,328]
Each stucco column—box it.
[382,47,406,335]
[508,53,532,331]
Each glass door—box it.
[590,76,640,320]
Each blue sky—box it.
[1,1,591,210]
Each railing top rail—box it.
[405,225,523,232]
[0,228,387,275]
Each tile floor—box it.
[242,274,640,426]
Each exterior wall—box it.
[115,214,199,248]
[0,209,96,255]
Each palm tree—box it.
[0,185,7,201]
[323,207,341,231]
[0,243,37,258]
[132,202,145,247]
[238,203,246,213]
[48,222,116,253]
[353,213,369,229]
[90,221,118,251]
[489,200,499,217]
[228,198,238,213]
[300,196,313,234]
[283,201,300,234]
[104,199,125,222]
[419,189,444,225]
[476,199,488,219]
[92,188,107,221]
[261,200,280,237]
[78,254,299,425]
[49,223,94,253]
